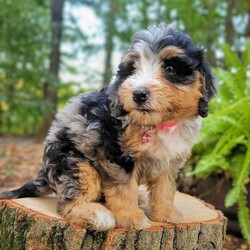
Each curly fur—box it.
[0,24,215,230]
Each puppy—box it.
[0,24,215,230]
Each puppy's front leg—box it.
[148,170,183,224]
[104,175,150,229]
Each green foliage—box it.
[190,40,250,243]
[0,0,89,135]
[0,0,248,135]
[0,0,249,240]
[238,193,250,243]
[0,0,50,135]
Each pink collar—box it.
[142,121,177,143]
[155,121,177,133]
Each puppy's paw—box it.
[150,207,183,224]
[114,209,150,230]
[67,203,116,231]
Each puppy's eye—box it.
[163,57,197,85]
[118,61,135,79]
[165,66,176,75]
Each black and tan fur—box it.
[0,24,215,230]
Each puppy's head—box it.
[111,24,216,125]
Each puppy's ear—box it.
[198,61,216,117]
[107,60,135,118]
[107,77,127,117]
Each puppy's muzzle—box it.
[133,87,150,105]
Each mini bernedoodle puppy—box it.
[0,24,216,230]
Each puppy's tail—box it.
[0,171,51,199]
[0,182,41,199]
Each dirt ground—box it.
[0,136,44,190]
[0,136,249,250]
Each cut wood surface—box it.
[0,191,227,250]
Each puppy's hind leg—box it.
[57,162,115,231]
[58,200,115,231]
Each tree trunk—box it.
[0,192,227,249]
[102,0,116,88]
[247,2,250,38]
[39,0,64,139]
[203,2,216,66]
[225,0,237,46]
[141,0,150,28]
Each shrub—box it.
[190,40,250,243]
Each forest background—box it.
[0,0,249,246]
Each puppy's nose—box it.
[133,87,150,104]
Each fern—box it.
[238,194,250,243]
[226,140,250,206]
[191,39,250,243]
[222,43,242,68]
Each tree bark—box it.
[225,0,237,46]
[102,0,116,88]
[39,0,64,138]
[141,0,150,28]
[0,192,227,250]
[247,2,250,38]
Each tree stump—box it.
[0,192,227,250]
